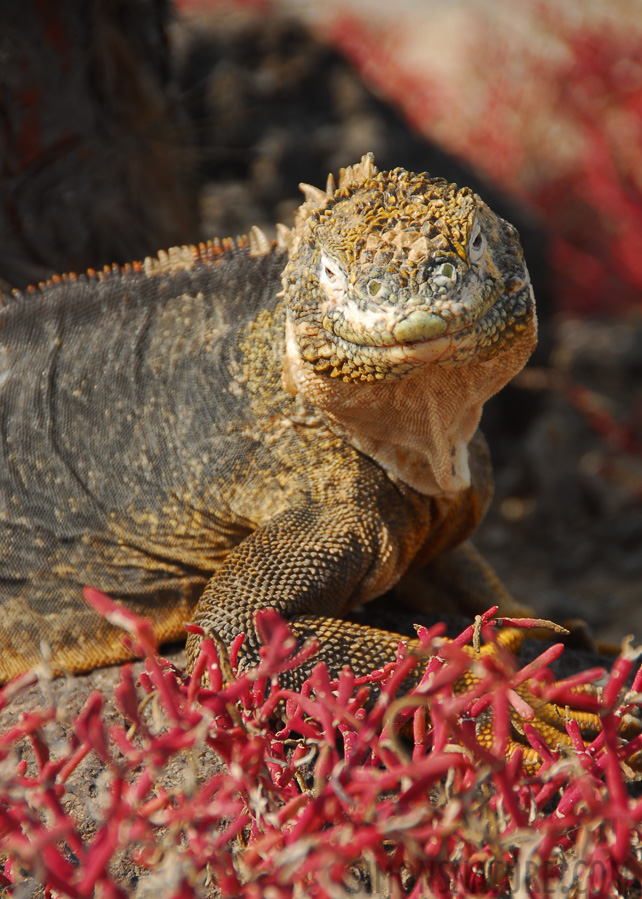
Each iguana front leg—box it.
[184,517,609,769]
[185,499,629,770]
[394,541,536,621]
[185,500,424,683]
[396,542,600,651]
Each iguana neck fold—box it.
[284,314,534,495]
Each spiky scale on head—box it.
[282,154,535,383]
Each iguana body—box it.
[0,155,536,683]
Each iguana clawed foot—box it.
[412,625,642,773]
[452,629,602,770]
[236,608,642,774]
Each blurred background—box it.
[1,0,640,641]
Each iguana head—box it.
[281,153,535,383]
[279,154,536,496]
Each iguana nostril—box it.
[393,310,447,343]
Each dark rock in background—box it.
[0,0,199,289]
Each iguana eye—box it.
[435,262,455,279]
[319,254,347,298]
[432,261,457,289]
[468,222,486,263]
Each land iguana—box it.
[0,154,539,688]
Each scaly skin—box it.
[0,155,533,676]
[186,155,537,681]
[3,154,601,764]
[284,158,532,381]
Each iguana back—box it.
[0,243,298,674]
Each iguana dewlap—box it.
[0,154,536,683]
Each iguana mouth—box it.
[292,277,533,381]
[324,278,513,355]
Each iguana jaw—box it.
[301,274,532,371]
